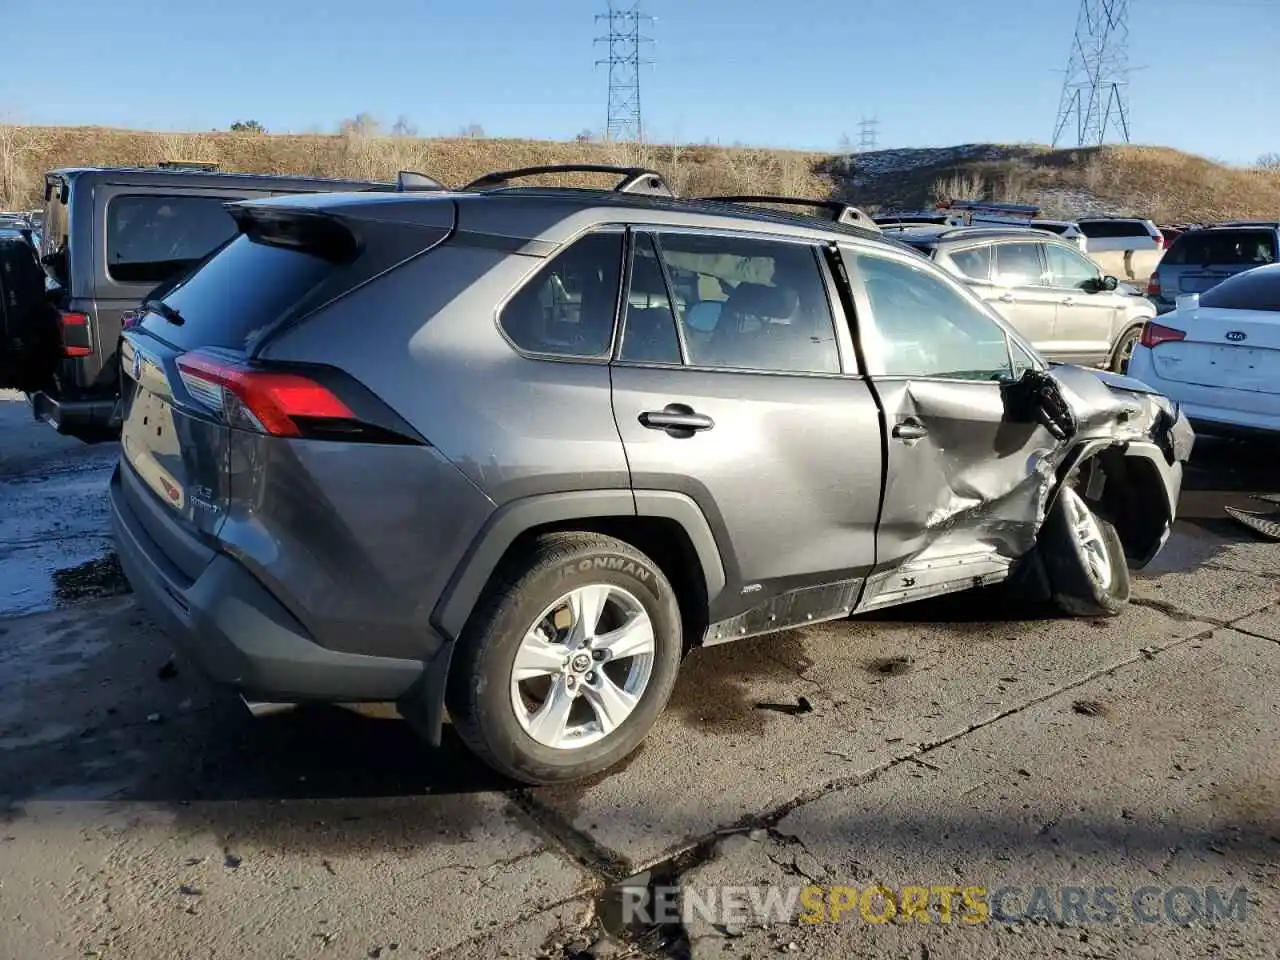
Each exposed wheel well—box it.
[1067,446,1170,567]
[494,516,710,651]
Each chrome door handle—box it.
[998,293,1016,303]
[1061,297,1076,307]
[892,419,929,441]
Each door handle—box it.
[639,404,715,437]
[892,418,929,441]
[1061,297,1076,307]
[998,292,1016,303]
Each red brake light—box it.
[175,351,354,437]
[58,312,92,357]
[1147,274,1161,297]
[1140,321,1186,349]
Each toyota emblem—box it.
[1225,331,1247,342]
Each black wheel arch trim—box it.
[431,488,727,642]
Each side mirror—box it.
[1100,275,1119,292]
[1000,369,1078,440]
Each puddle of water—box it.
[52,554,130,604]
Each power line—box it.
[1052,0,1132,147]
[594,1,654,143]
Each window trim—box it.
[610,224,854,378]
[839,242,1041,384]
[492,224,627,364]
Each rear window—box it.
[1078,219,1152,238]
[140,234,333,351]
[107,195,240,285]
[1165,230,1277,267]
[1198,267,1280,312]
[41,183,70,286]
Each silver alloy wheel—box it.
[1115,329,1140,373]
[510,584,655,750]
[1061,486,1113,591]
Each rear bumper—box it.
[30,390,120,438]
[110,463,425,702]
[1127,350,1280,436]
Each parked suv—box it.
[900,225,1157,371]
[109,166,1192,784]
[1148,222,1280,313]
[4,164,387,441]
[1075,217,1164,282]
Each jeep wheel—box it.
[1042,485,1129,617]
[447,532,683,784]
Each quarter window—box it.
[994,242,1048,287]
[622,232,841,375]
[1045,243,1101,289]
[106,195,241,285]
[849,251,1014,381]
[499,232,623,358]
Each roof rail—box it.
[695,195,880,230]
[156,160,220,172]
[463,164,673,197]
[396,170,446,192]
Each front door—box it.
[609,228,883,639]
[840,244,1061,611]
[1043,240,1119,365]
[989,240,1060,357]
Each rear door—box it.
[609,228,884,636]
[840,244,1055,610]
[989,240,1059,355]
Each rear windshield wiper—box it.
[142,298,185,326]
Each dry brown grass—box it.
[2,126,1278,226]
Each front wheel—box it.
[1041,485,1130,617]
[446,532,683,785]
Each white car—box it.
[1127,264,1280,435]
[1075,217,1165,283]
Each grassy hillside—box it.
[2,125,1278,225]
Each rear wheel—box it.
[447,532,683,784]
[1042,485,1129,617]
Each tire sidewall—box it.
[1111,325,1143,373]
[467,544,683,781]
[1043,487,1130,615]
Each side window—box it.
[993,242,1048,287]
[1045,243,1100,289]
[849,251,1014,382]
[949,246,991,281]
[619,235,683,364]
[499,232,623,359]
[652,232,841,375]
[106,195,241,285]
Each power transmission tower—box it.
[1052,0,1132,147]
[595,1,654,142]
[858,117,880,152]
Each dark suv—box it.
[8,164,385,440]
[109,165,1193,784]
[1148,222,1280,313]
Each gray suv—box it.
[901,226,1156,372]
[1148,222,1280,313]
[108,166,1193,784]
[13,164,386,441]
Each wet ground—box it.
[1,393,1278,959]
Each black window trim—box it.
[840,243,1037,384]
[610,223,853,379]
[492,224,628,365]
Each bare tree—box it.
[459,123,486,139]
[391,115,418,138]
[340,113,382,138]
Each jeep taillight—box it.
[58,312,92,357]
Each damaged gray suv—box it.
[109,165,1194,785]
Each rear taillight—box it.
[58,312,92,357]
[176,351,354,437]
[1140,321,1186,349]
[1147,274,1161,298]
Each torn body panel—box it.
[856,364,1193,612]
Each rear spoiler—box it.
[226,205,359,263]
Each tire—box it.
[1041,485,1130,617]
[446,532,684,785]
[1109,324,1144,374]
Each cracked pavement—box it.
[1,393,1277,959]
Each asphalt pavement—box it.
[1,391,1277,959]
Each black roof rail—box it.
[462,164,673,197]
[395,170,446,192]
[695,195,879,230]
